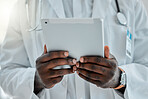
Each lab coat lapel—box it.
[20,0,40,67]
[75,73,86,99]
[48,0,65,18]
[92,0,112,18]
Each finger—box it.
[44,44,47,54]
[36,51,69,64]
[46,58,77,69]
[104,46,115,59]
[78,73,102,87]
[77,68,103,80]
[73,66,77,73]
[77,63,109,74]
[46,76,63,88]
[80,56,110,67]
[48,84,55,89]
[48,68,74,78]
[104,46,109,58]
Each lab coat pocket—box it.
[33,25,45,57]
[27,23,45,62]
[109,24,127,65]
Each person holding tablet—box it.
[1,0,148,99]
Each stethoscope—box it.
[25,0,127,32]
[115,0,127,26]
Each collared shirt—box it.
[62,0,93,18]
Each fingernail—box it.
[76,62,79,67]
[80,57,84,63]
[44,44,47,54]
[64,52,69,56]
[104,46,110,58]
[73,59,77,64]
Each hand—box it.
[75,46,121,88]
[34,45,77,94]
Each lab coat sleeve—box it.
[0,2,40,99]
[118,0,148,99]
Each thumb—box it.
[44,44,47,54]
[104,46,110,58]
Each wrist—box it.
[113,67,126,90]
[110,67,122,88]
[34,71,44,95]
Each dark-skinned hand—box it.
[75,46,121,89]
[34,45,77,94]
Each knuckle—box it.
[56,77,63,82]
[65,70,72,74]
[95,57,102,63]
[52,59,59,64]
[68,59,73,63]
[50,51,65,58]
[49,71,55,76]
[81,64,85,68]
[58,70,64,75]
[67,59,74,65]
[36,57,41,64]
[91,65,97,70]
[108,60,117,67]
[85,57,89,62]
[49,51,54,55]
[49,51,57,58]
[53,52,60,57]
[94,75,100,80]
[58,51,65,57]
[100,67,106,73]
[86,73,91,78]
[47,52,52,58]
[68,69,73,73]
[78,69,82,73]
[52,80,58,84]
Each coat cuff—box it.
[118,63,148,99]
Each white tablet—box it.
[41,18,104,69]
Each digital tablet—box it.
[41,18,104,69]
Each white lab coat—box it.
[1,0,148,99]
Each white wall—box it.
[0,0,15,44]
[0,1,16,99]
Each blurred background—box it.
[0,0,148,98]
[0,0,17,99]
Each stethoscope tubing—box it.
[115,0,120,13]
